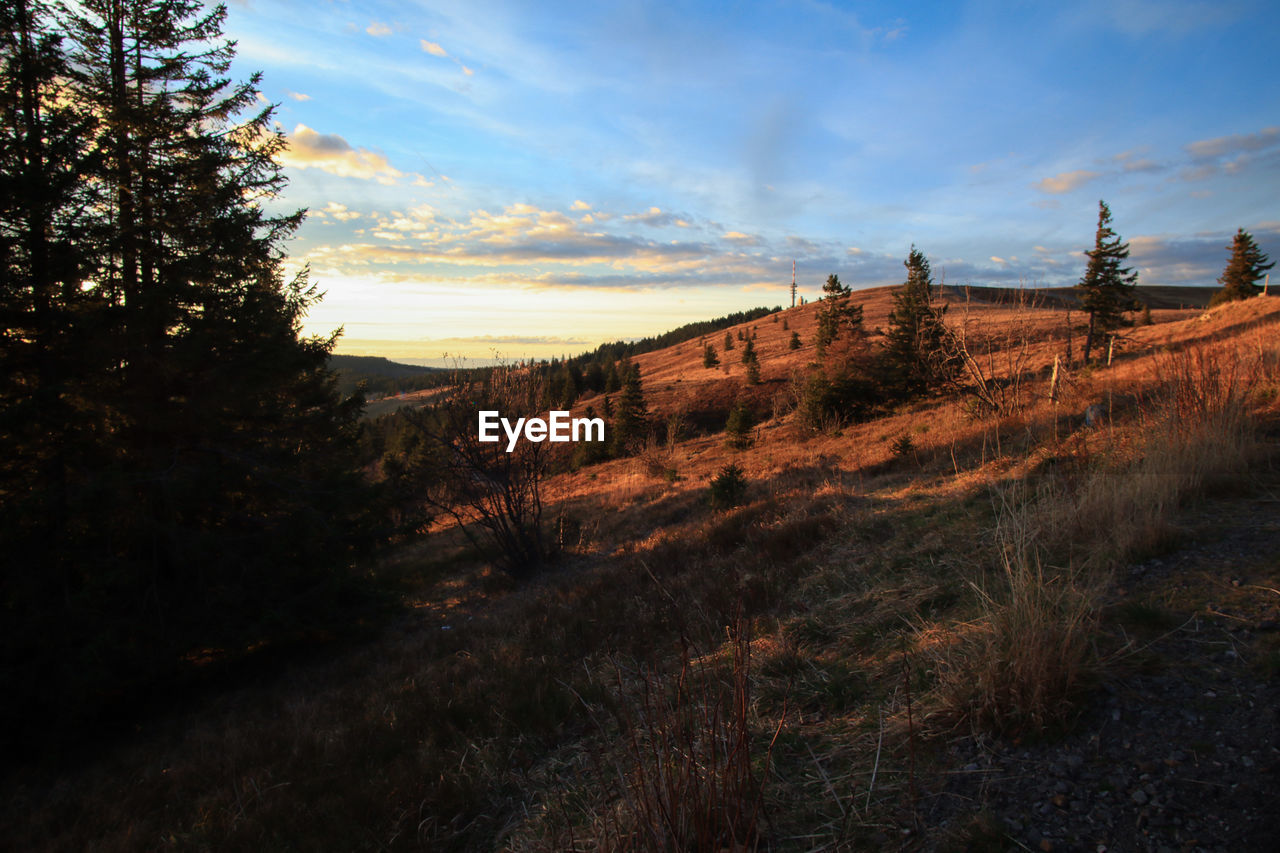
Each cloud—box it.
[1121,158,1161,173]
[723,231,760,246]
[316,202,362,222]
[990,256,1007,264]
[1181,126,1280,180]
[1186,126,1280,160]
[421,40,448,57]
[571,200,591,211]
[1034,170,1101,194]
[285,90,311,102]
[277,124,405,185]
[303,202,716,276]
[623,206,689,228]
[1126,224,1280,285]
[366,21,392,37]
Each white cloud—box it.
[366,21,392,37]
[277,124,406,185]
[421,40,448,57]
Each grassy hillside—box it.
[8,293,1280,851]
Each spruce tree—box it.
[815,273,863,357]
[1,0,373,742]
[703,343,719,368]
[1212,228,1273,304]
[1075,200,1139,362]
[611,360,648,455]
[0,0,106,606]
[742,338,761,384]
[789,331,800,350]
[882,246,956,397]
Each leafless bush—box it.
[946,286,1042,417]
[405,363,552,577]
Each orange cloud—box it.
[1034,170,1101,194]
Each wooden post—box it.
[1049,354,1061,402]
[1107,336,1115,367]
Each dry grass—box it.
[580,620,784,852]
[924,329,1276,739]
[10,295,1280,850]
[927,490,1101,737]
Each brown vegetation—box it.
[6,292,1280,850]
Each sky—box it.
[224,0,1280,364]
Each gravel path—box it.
[920,479,1280,852]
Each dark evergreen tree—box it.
[788,331,801,350]
[0,0,106,623]
[741,337,761,384]
[723,330,734,350]
[584,359,605,393]
[1075,200,1139,362]
[702,342,719,368]
[814,273,864,357]
[611,360,648,456]
[724,400,753,449]
[1,0,373,748]
[881,246,956,397]
[1212,228,1274,304]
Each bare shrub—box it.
[405,364,553,577]
[946,286,1042,417]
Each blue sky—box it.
[225,0,1280,363]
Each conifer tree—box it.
[0,0,106,602]
[814,273,863,357]
[724,400,753,449]
[882,246,956,397]
[1212,228,1273,304]
[741,337,761,384]
[1,0,372,741]
[1075,200,1139,362]
[703,343,719,368]
[611,360,648,455]
[789,331,800,350]
[723,330,734,350]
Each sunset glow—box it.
[226,1,1280,362]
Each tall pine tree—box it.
[1075,200,1138,362]
[881,246,955,397]
[1212,228,1273,304]
[611,359,648,456]
[1,0,372,748]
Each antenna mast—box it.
[790,259,797,308]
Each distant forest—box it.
[334,305,782,399]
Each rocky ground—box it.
[919,476,1280,851]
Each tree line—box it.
[1,0,376,753]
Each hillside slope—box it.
[6,294,1279,851]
